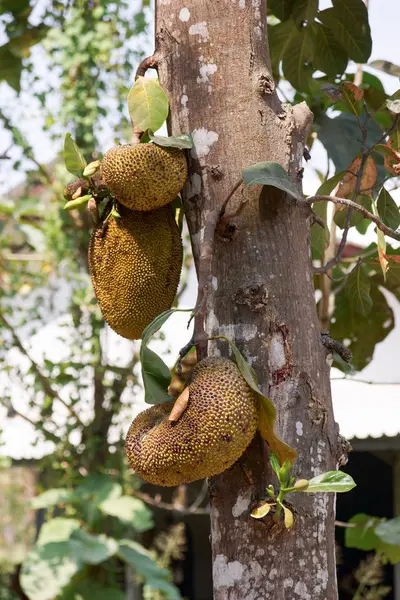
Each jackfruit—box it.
[101,144,188,211]
[88,203,182,340]
[125,358,259,486]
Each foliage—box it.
[345,514,400,565]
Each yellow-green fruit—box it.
[88,204,182,340]
[101,144,188,211]
[125,358,259,486]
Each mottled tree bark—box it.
[156,1,341,598]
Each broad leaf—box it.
[345,514,381,551]
[99,496,153,532]
[375,517,400,547]
[377,187,400,230]
[127,76,169,133]
[69,530,118,565]
[319,0,372,63]
[340,82,364,117]
[212,335,296,465]
[75,474,122,506]
[334,194,372,229]
[20,543,83,600]
[63,133,87,178]
[140,309,192,405]
[315,171,345,196]
[118,540,170,581]
[311,24,347,79]
[149,131,193,149]
[243,161,303,202]
[282,28,314,92]
[60,580,126,600]
[31,488,79,509]
[268,20,298,80]
[346,263,372,317]
[37,518,80,546]
[305,470,356,493]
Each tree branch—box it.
[308,195,400,241]
[0,313,85,426]
[132,488,210,516]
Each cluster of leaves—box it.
[345,514,400,565]
[268,0,372,92]
[20,474,180,600]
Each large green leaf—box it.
[315,171,346,196]
[0,0,31,14]
[375,517,400,547]
[118,540,169,580]
[20,542,83,600]
[305,471,356,493]
[346,263,372,317]
[69,530,118,565]
[345,514,381,551]
[127,76,169,133]
[99,496,153,532]
[268,20,298,79]
[31,488,79,509]
[0,45,23,92]
[63,133,87,178]
[60,580,126,600]
[377,187,400,230]
[149,131,193,149]
[242,161,303,202]
[212,335,296,466]
[282,27,314,92]
[319,0,372,63]
[75,474,122,506]
[37,519,80,546]
[311,23,347,79]
[291,0,318,28]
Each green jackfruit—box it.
[125,358,259,486]
[88,204,182,340]
[101,144,188,211]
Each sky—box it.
[0,0,400,458]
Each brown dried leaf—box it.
[383,140,400,175]
[337,156,377,199]
[386,254,400,263]
[168,386,190,422]
[342,81,364,101]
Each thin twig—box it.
[219,180,243,218]
[308,195,400,241]
[0,313,85,425]
[135,55,159,80]
[335,520,357,529]
[0,399,60,443]
[132,489,210,516]
[331,377,400,385]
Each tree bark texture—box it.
[156,2,343,598]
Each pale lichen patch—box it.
[232,491,251,517]
[213,555,244,588]
[191,128,219,159]
[189,21,209,41]
[178,7,190,21]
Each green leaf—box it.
[377,187,400,230]
[375,517,400,547]
[310,200,329,260]
[212,335,296,465]
[370,60,400,78]
[140,309,192,405]
[345,514,381,550]
[64,194,92,211]
[319,0,372,63]
[282,27,314,92]
[346,263,373,317]
[305,471,356,493]
[311,24,347,79]
[291,0,318,28]
[149,131,193,149]
[63,133,87,178]
[360,71,387,111]
[315,171,346,196]
[242,161,303,202]
[20,543,83,600]
[283,505,294,529]
[99,496,153,532]
[127,76,169,133]
[268,20,298,79]
[0,0,31,14]
[267,0,296,21]
[340,82,364,118]
[37,518,80,545]
[60,580,126,600]
[269,453,280,476]
[334,194,372,229]
[145,579,181,600]
[31,489,79,509]
[75,474,122,506]
[69,530,118,565]
[0,46,23,92]
[118,540,169,580]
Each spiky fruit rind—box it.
[88,204,182,340]
[101,144,188,211]
[125,358,259,486]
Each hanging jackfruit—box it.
[125,358,259,486]
[101,144,188,211]
[88,203,182,340]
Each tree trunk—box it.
[156,2,341,598]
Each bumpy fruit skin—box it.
[101,144,188,211]
[88,204,182,340]
[125,358,259,486]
